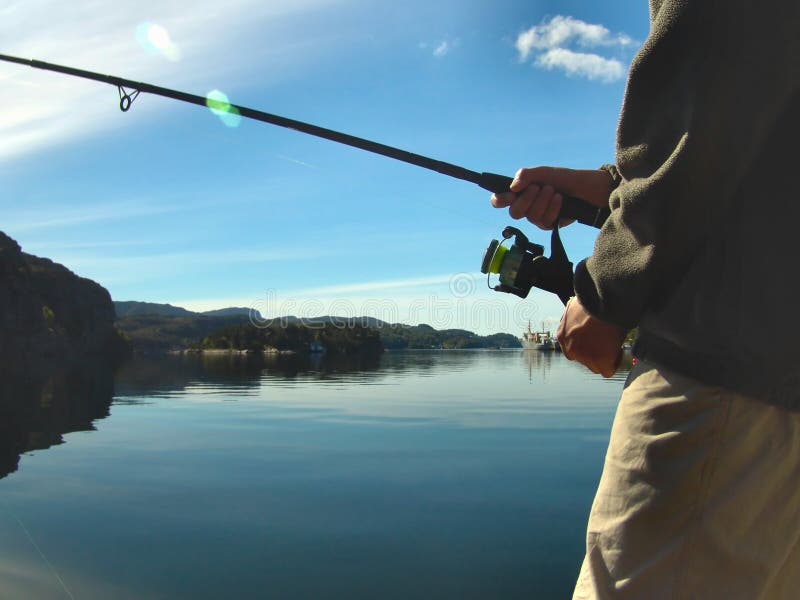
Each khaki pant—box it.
[573,361,800,600]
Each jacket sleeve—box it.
[574,0,799,330]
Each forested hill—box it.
[114,303,521,354]
[378,323,520,350]
[114,301,195,318]
[199,321,521,353]
[114,301,261,319]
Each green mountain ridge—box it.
[114,303,521,353]
[114,301,262,320]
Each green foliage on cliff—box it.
[41,305,55,327]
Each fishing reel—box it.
[481,225,574,305]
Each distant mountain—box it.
[275,315,389,329]
[114,300,520,354]
[114,301,196,318]
[201,307,261,319]
[114,301,262,320]
[199,319,520,352]
[379,324,520,350]
[115,313,253,354]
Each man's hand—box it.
[557,296,626,378]
[491,166,615,230]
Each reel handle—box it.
[478,172,610,229]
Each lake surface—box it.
[0,350,631,599]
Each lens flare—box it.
[206,90,242,128]
[147,25,170,49]
[136,22,181,62]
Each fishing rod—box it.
[0,53,609,229]
[0,53,610,303]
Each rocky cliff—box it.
[0,231,129,367]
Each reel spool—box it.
[480,225,574,305]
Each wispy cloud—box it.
[0,0,344,162]
[516,16,636,83]
[434,42,451,57]
[51,246,327,286]
[419,38,460,58]
[23,239,166,252]
[4,200,187,233]
[274,154,318,169]
[173,274,470,311]
[291,274,460,297]
[60,247,324,272]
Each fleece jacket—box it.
[573,0,800,408]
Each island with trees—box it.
[114,303,522,356]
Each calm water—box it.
[0,350,631,599]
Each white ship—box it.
[521,321,557,352]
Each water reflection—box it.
[0,350,627,599]
[521,348,634,384]
[0,351,407,483]
[522,350,554,382]
[113,352,386,399]
[0,361,114,480]
[114,349,632,402]
[0,350,631,481]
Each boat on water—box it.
[521,322,559,352]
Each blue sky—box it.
[1,0,649,334]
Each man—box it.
[492,1,799,598]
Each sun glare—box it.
[136,22,181,62]
[205,90,243,128]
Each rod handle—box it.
[478,172,609,229]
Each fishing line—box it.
[0,500,76,600]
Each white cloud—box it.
[433,41,451,58]
[421,38,459,58]
[516,15,633,59]
[536,48,625,83]
[515,15,635,83]
[0,0,343,163]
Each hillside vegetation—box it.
[114,302,521,354]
